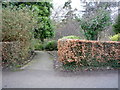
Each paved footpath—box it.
[2,51,118,88]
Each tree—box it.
[81,2,118,19]
[51,0,77,23]
[2,2,55,42]
[77,2,113,40]
[79,6,111,40]
[51,0,83,40]
[31,2,55,42]
[111,13,120,41]
[113,14,120,34]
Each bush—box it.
[113,14,120,34]
[110,34,120,41]
[2,42,30,69]
[44,40,57,51]
[2,6,37,69]
[2,7,37,42]
[34,43,44,50]
[61,35,80,39]
[58,39,120,70]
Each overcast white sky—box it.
[52,0,120,9]
[52,0,85,12]
[52,0,119,21]
[52,0,86,21]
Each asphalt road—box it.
[2,51,118,88]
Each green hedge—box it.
[62,35,80,39]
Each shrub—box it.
[2,41,31,69]
[2,6,37,69]
[62,35,80,39]
[44,40,57,51]
[58,39,120,69]
[2,2,54,43]
[2,7,37,42]
[113,14,120,34]
[110,34,120,41]
[34,43,44,50]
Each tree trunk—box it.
[40,38,44,43]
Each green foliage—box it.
[2,6,37,69]
[34,44,45,51]
[63,61,77,71]
[79,8,111,40]
[113,14,120,34]
[62,35,80,39]
[30,2,55,42]
[34,40,58,51]
[2,2,55,42]
[110,33,120,41]
[2,6,37,42]
[44,40,57,51]
[34,17,55,42]
[33,39,44,50]
[110,14,120,42]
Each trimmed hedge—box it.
[2,41,31,69]
[62,35,80,39]
[58,39,120,69]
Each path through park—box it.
[2,51,118,88]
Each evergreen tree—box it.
[2,2,55,42]
[113,14,120,34]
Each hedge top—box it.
[58,39,120,43]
